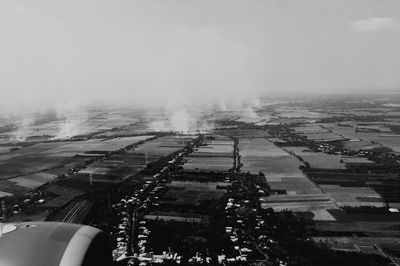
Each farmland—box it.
[285,146,347,169]
[239,138,304,177]
[183,135,234,172]
[0,136,154,194]
[0,133,195,223]
[0,95,400,264]
[261,194,337,221]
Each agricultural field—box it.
[304,169,400,204]
[235,136,342,221]
[183,135,233,172]
[39,135,153,157]
[79,154,144,180]
[267,177,322,194]
[316,210,400,237]
[341,140,383,151]
[0,136,154,194]
[93,123,148,137]
[274,107,331,119]
[9,172,58,189]
[239,138,304,177]
[340,156,374,164]
[322,123,362,140]
[241,157,303,178]
[312,236,400,260]
[54,136,196,197]
[292,124,345,142]
[0,109,141,143]
[320,185,384,207]
[79,136,194,183]
[34,135,193,213]
[321,121,400,152]
[285,146,346,169]
[183,157,233,172]
[293,124,330,134]
[370,135,400,152]
[130,136,194,157]
[260,194,337,221]
[215,128,270,139]
[304,133,345,142]
[0,151,85,180]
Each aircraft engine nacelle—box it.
[0,222,113,266]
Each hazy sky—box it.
[1,0,400,111]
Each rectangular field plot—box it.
[261,194,337,221]
[0,136,152,178]
[371,135,400,152]
[337,129,400,152]
[285,146,346,169]
[183,157,233,172]
[320,185,384,207]
[10,172,57,189]
[268,177,322,194]
[300,154,345,169]
[41,135,153,157]
[303,132,345,142]
[0,135,156,196]
[341,140,383,151]
[241,156,304,177]
[324,124,361,140]
[313,237,400,257]
[325,123,400,152]
[215,129,270,139]
[275,108,328,119]
[183,135,233,172]
[340,156,374,164]
[130,136,194,157]
[240,138,288,157]
[78,136,196,183]
[79,153,148,177]
[293,124,329,134]
[239,139,304,177]
[0,155,79,179]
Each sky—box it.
[1,0,400,112]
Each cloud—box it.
[350,17,400,32]
[1,1,400,115]
[0,1,258,113]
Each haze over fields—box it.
[1,0,400,114]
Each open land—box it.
[1,95,400,265]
